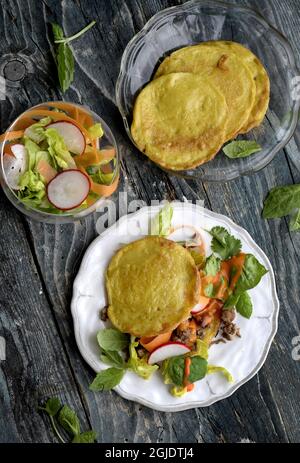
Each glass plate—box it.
[116,0,300,181]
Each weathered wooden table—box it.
[0,0,299,443]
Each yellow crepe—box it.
[106,236,200,337]
[211,41,270,132]
[155,43,256,140]
[131,72,228,170]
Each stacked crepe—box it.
[131,41,270,171]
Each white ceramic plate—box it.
[71,203,279,412]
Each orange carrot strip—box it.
[90,175,119,197]
[0,130,24,143]
[76,164,119,198]
[23,110,90,139]
[140,332,172,353]
[46,102,95,128]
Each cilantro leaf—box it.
[209,226,242,260]
[204,254,221,276]
[204,283,215,297]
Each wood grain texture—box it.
[0,0,300,443]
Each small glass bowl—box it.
[116,0,300,181]
[0,101,120,223]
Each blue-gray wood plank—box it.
[0,0,299,443]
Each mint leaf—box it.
[263,184,300,218]
[209,226,241,260]
[204,283,215,297]
[100,349,125,369]
[51,23,64,41]
[150,203,173,236]
[167,356,208,386]
[72,431,97,443]
[234,254,268,295]
[51,21,95,93]
[97,329,129,352]
[43,397,61,417]
[236,292,253,319]
[204,254,221,276]
[289,209,300,231]
[58,405,81,437]
[89,368,125,391]
[223,140,261,159]
[56,42,74,93]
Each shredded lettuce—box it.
[88,123,104,140]
[150,203,173,236]
[192,340,209,360]
[45,128,76,169]
[24,137,41,170]
[127,336,158,380]
[24,117,52,144]
[207,365,234,383]
[170,386,188,397]
[19,170,45,192]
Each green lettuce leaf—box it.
[24,117,52,144]
[19,170,45,192]
[127,336,158,380]
[24,137,41,170]
[88,123,104,140]
[45,127,76,169]
[207,365,234,383]
[150,203,173,236]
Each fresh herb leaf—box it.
[234,254,268,295]
[263,184,300,219]
[150,203,173,236]
[58,405,80,437]
[204,283,215,298]
[236,291,253,319]
[100,349,125,369]
[167,356,208,386]
[41,397,61,417]
[54,21,96,44]
[97,328,129,352]
[204,254,221,276]
[51,21,96,92]
[56,42,74,93]
[224,292,240,309]
[290,209,300,231]
[72,431,97,443]
[209,226,241,260]
[51,23,64,41]
[89,367,125,391]
[39,398,96,444]
[223,140,262,159]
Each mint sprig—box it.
[51,21,96,93]
[39,398,96,443]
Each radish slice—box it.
[191,296,211,314]
[2,144,27,190]
[47,121,86,155]
[148,342,191,365]
[47,169,90,210]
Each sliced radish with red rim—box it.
[47,169,90,210]
[47,121,86,155]
[2,144,27,190]
[148,342,191,365]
